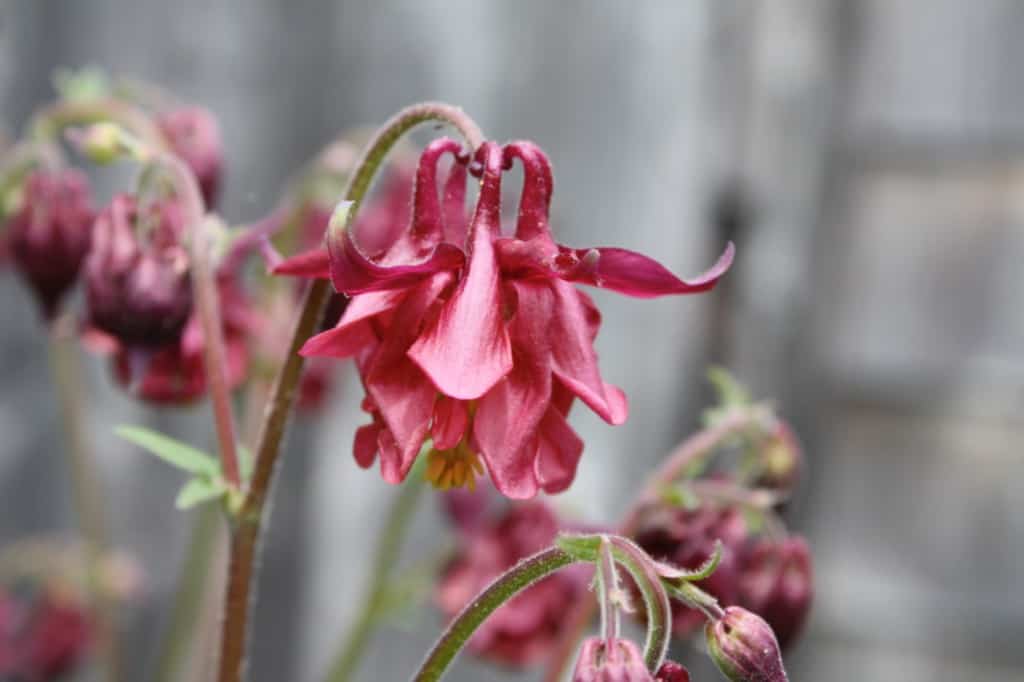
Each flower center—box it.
[424,442,484,491]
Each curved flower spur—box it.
[274,138,735,498]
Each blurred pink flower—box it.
[157,106,224,208]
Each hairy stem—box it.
[216,102,485,682]
[325,460,427,682]
[413,548,576,682]
[47,318,121,682]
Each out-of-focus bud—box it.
[754,422,802,494]
[0,589,15,676]
[157,107,224,208]
[67,122,134,165]
[705,606,787,682]
[572,637,652,682]
[436,501,588,667]
[633,503,749,636]
[84,194,192,348]
[738,537,813,650]
[654,661,691,682]
[6,169,95,318]
[17,589,94,679]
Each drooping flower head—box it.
[275,138,733,498]
[157,106,224,208]
[435,497,589,668]
[0,585,93,682]
[632,500,813,650]
[5,169,95,319]
[571,636,653,682]
[84,193,192,349]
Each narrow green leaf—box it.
[115,425,219,476]
[175,477,227,510]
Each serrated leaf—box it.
[175,477,227,510]
[115,426,219,476]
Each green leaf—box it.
[115,426,219,476]
[52,66,111,102]
[175,477,227,510]
[707,366,751,407]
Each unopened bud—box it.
[66,122,142,164]
[739,537,813,650]
[84,194,192,348]
[157,107,223,207]
[572,637,653,682]
[6,169,95,318]
[755,422,802,493]
[654,661,691,682]
[705,607,788,682]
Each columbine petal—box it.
[503,141,554,241]
[554,242,735,298]
[364,273,451,471]
[479,441,539,500]
[271,246,331,279]
[353,423,381,468]
[533,407,584,494]
[474,282,553,473]
[432,396,470,451]
[300,288,407,358]
[548,279,627,425]
[441,153,469,246]
[328,220,464,294]
[408,143,513,400]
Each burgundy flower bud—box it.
[436,501,588,667]
[738,537,813,650]
[654,661,691,682]
[572,637,652,682]
[6,169,95,318]
[157,106,224,208]
[705,607,788,682]
[633,503,749,636]
[84,194,192,348]
[754,422,802,494]
[20,594,93,682]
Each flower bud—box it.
[654,661,691,682]
[572,637,652,682]
[84,194,192,348]
[6,169,95,318]
[755,422,802,494]
[157,107,224,208]
[738,537,813,650]
[705,606,788,682]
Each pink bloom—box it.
[572,637,652,681]
[84,194,192,349]
[6,169,95,319]
[436,500,588,668]
[157,106,224,208]
[276,138,733,497]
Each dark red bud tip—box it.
[654,661,691,682]
[158,106,224,208]
[6,169,95,319]
[572,637,653,682]
[705,607,788,682]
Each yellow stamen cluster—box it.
[424,442,485,491]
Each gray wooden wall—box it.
[1,1,1022,681]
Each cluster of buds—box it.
[275,137,733,498]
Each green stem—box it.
[216,102,485,682]
[151,503,222,682]
[325,459,427,682]
[47,318,121,682]
[29,97,167,150]
[412,548,576,682]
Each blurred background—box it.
[2,1,1023,680]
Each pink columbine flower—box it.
[6,169,95,319]
[275,138,733,497]
[157,106,224,208]
[436,499,589,668]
